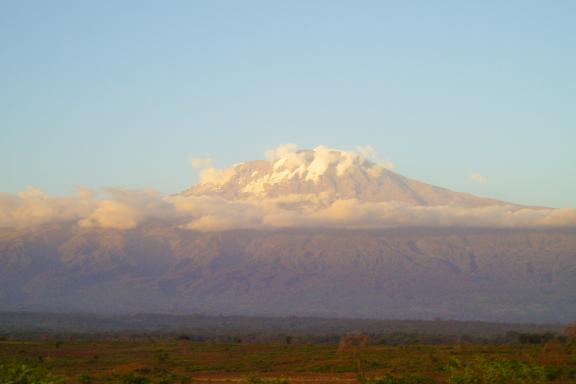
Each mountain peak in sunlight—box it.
[183,144,510,208]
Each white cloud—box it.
[79,200,140,230]
[470,172,488,184]
[0,186,95,228]
[79,188,176,230]
[1,145,574,232]
[191,157,240,186]
[356,144,394,170]
[190,157,213,169]
[356,145,376,160]
[265,143,299,161]
[1,186,575,231]
[198,166,238,185]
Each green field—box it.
[1,338,576,383]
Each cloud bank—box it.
[2,188,575,232]
[1,145,575,231]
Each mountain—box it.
[183,146,509,208]
[0,146,574,323]
[0,225,575,322]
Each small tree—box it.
[565,322,576,340]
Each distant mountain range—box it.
[0,146,574,322]
[0,311,563,337]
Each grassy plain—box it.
[1,338,575,383]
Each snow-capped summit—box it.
[182,144,506,207]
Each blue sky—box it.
[2,1,575,207]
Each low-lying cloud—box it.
[1,145,575,231]
[1,187,575,232]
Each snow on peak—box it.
[195,144,394,190]
[266,144,392,180]
[183,144,509,208]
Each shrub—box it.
[543,364,576,381]
[246,374,290,383]
[79,375,95,384]
[155,371,192,384]
[0,360,64,384]
[362,374,436,384]
[447,358,546,384]
[121,373,152,384]
[155,349,170,363]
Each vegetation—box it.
[0,359,64,384]
[565,322,576,340]
[361,374,436,384]
[246,374,291,384]
[445,358,546,384]
[1,331,575,383]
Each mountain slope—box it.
[1,224,575,322]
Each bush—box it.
[79,375,95,384]
[447,358,546,384]
[155,349,170,363]
[544,365,563,381]
[565,322,576,340]
[246,374,290,384]
[121,373,152,384]
[0,360,64,384]
[543,364,576,381]
[155,371,192,384]
[362,374,436,384]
